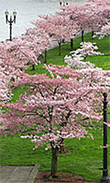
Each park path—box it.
[0,165,39,183]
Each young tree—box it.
[0,38,39,71]
[0,26,52,72]
[33,14,78,55]
[64,42,102,69]
[71,42,102,60]
[59,4,89,42]
[0,64,110,177]
[95,23,110,38]
[56,5,80,49]
[23,27,52,65]
[64,54,95,69]
[0,40,31,101]
[83,0,110,36]
[61,0,110,41]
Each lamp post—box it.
[100,92,110,183]
[59,0,69,6]
[5,10,17,41]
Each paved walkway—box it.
[0,165,40,183]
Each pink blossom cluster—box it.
[0,64,110,149]
[64,42,102,69]
[0,27,52,70]
[64,54,95,69]
[0,0,109,103]
[0,25,52,100]
[72,42,103,58]
[0,0,109,176]
[95,23,110,38]
[57,0,110,36]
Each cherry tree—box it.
[71,42,103,60]
[0,27,50,101]
[58,4,89,42]
[0,40,28,101]
[64,54,95,69]
[14,27,52,69]
[0,37,39,103]
[33,14,78,55]
[59,0,110,42]
[95,23,110,38]
[58,3,102,41]
[83,0,110,36]
[0,38,38,116]
[23,27,52,65]
[1,63,110,177]
[0,27,52,72]
[64,42,102,69]
[56,5,80,49]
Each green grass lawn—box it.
[25,33,110,74]
[87,55,110,70]
[0,33,110,182]
[0,125,110,182]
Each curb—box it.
[28,164,40,183]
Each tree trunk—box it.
[81,30,84,42]
[44,49,47,63]
[70,38,73,50]
[32,64,35,70]
[92,30,94,39]
[51,146,58,178]
[84,55,87,61]
[58,42,62,56]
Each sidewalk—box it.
[0,165,40,183]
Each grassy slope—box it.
[0,33,110,182]
[25,33,110,75]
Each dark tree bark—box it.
[32,64,35,70]
[70,38,74,50]
[44,49,47,63]
[92,30,94,39]
[51,146,58,177]
[58,41,62,56]
[81,30,84,42]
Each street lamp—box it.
[5,10,17,41]
[100,82,110,183]
[59,0,69,6]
